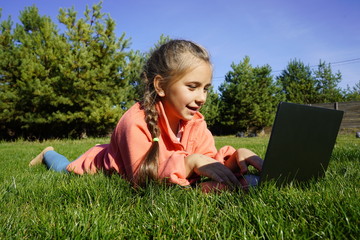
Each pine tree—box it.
[344,80,360,101]
[0,6,65,138]
[56,2,137,137]
[219,56,281,133]
[276,59,317,104]
[0,3,142,139]
[0,10,18,138]
[314,60,344,102]
[200,87,220,128]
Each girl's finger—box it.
[237,159,249,175]
[215,166,241,186]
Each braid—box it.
[142,72,161,138]
[136,73,161,187]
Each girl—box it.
[30,40,263,191]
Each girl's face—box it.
[156,61,212,134]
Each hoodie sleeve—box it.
[214,145,236,164]
[191,121,236,164]
[158,150,191,186]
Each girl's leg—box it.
[43,150,70,173]
[29,147,70,173]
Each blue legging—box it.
[44,150,71,173]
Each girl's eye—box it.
[187,85,197,90]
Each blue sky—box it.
[2,0,360,90]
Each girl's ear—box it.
[154,75,166,97]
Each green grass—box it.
[0,135,359,239]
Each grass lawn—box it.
[0,134,359,239]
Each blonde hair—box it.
[137,40,211,187]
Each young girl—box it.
[30,40,263,191]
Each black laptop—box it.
[245,102,344,186]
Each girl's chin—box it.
[182,114,195,121]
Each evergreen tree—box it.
[0,10,18,137]
[276,59,317,104]
[314,60,344,102]
[344,80,360,101]
[1,6,65,138]
[0,3,142,139]
[56,2,137,137]
[200,87,220,128]
[219,56,280,133]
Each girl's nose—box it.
[196,91,207,105]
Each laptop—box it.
[245,102,344,187]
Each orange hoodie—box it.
[66,101,236,186]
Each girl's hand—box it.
[225,148,263,175]
[185,154,241,187]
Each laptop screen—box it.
[260,102,344,185]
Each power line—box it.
[212,57,360,81]
[272,57,360,73]
[327,58,360,66]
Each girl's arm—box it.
[184,148,263,189]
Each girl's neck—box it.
[169,119,180,136]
